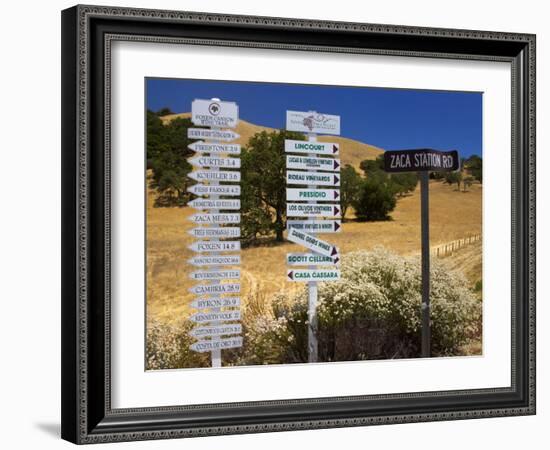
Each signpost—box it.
[383,148,459,358]
[285,110,342,363]
[187,98,243,367]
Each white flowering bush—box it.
[241,248,481,363]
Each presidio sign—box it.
[187,98,243,367]
[384,148,460,358]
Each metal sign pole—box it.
[419,171,431,358]
[307,130,318,363]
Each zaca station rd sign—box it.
[188,156,241,169]
[188,255,241,266]
[286,253,340,266]
[285,140,339,155]
[188,269,241,281]
[287,269,341,282]
[384,149,459,173]
[286,171,340,186]
[189,311,242,323]
[188,170,240,183]
[191,99,238,128]
[189,213,240,224]
[286,155,340,172]
[187,184,241,197]
[188,227,241,239]
[188,128,240,142]
[287,219,341,233]
[190,337,243,352]
[189,283,241,295]
[286,110,341,135]
[188,198,241,210]
[287,203,341,218]
[188,141,241,155]
[286,188,340,202]
[287,228,338,258]
[190,297,241,309]
[189,324,242,338]
[188,241,241,253]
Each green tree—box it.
[359,155,384,176]
[340,164,362,221]
[444,171,463,191]
[390,172,418,196]
[156,107,174,116]
[241,130,305,243]
[464,154,482,182]
[462,176,474,192]
[352,178,397,221]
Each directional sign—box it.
[188,198,241,210]
[287,219,341,233]
[192,99,238,128]
[189,311,241,323]
[286,171,340,186]
[287,203,341,218]
[286,253,340,266]
[188,170,240,183]
[286,111,340,135]
[189,241,241,253]
[188,227,241,239]
[384,149,459,173]
[285,140,339,156]
[188,255,240,266]
[287,228,338,258]
[287,269,341,282]
[188,128,240,142]
[286,188,340,202]
[190,337,243,352]
[189,283,241,295]
[188,141,241,155]
[189,213,240,224]
[188,156,241,169]
[286,155,340,172]
[189,269,241,281]
[190,297,241,309]
[189,324,242,338]
[187,184,241,197]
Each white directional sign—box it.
[286,253,341,266]
[190,337,243,352]
[285,140,339,156]
[287,269,341,282]
[286,155,340,172]
[188,156,241,169]
[189,213,240,224]
[286,188,340,202]
[188,170,240,183]
[286,111,341,135]
[188,255,240,266]
[287,203,341,218]
[188,198,241,210]
[286,171,340,186]
[189,324,242,338]
[188,128,240,142]
[188,141,241,155]
[190,297,241,309]
[287,219,342,233]
[287,228,338,258]
[189,241,241,253]
[188,184,240,197]
[189,269,241,281]
[189,311,242,323]
[188,227,241,239]
[189,283,241,295]
[192,99,238,128]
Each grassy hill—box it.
[160,112,384,170]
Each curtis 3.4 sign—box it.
[384,149,459,173]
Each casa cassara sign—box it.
[384,149,459,173]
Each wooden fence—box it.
[431,234,481,258]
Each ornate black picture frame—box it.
[61,4,536,444]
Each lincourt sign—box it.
[383,149,459,173]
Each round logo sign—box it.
[208,102,221,116]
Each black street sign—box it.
[384,149,459,173]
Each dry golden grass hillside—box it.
[160,113,384,171]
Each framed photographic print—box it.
[61,5,536,444]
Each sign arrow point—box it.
[331,247,338,256]
[334,160,340,170]
[334,222,341,231]
[287,271,294,280]
[333,145,338,153]
[334,190,340,200]
[334,175,340,185]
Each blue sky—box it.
[146,78,482,158]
